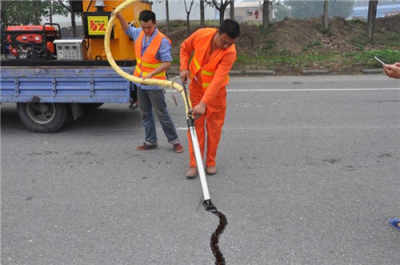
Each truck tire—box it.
[17,102,68,133]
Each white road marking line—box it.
[176,126,400,131]
[166,88,400,93]
[228,88,400,92]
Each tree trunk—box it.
[200,0,205,25]
[165,0,170,33]
[219,9,225,25]
[322,0,329,31]
[184,0,194,33]
[218,0,224,25]
[71,11,77,37]
[1,0,7,57]
[187,14,190,33]
[367,0,378,41]
[1,0,8,26]
[262,0,270,29]
[49,0,53,24]
[33,3,41,25]
[230,0,234,19]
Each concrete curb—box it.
[302,69,330,75]
[168,68,384,77]
[168,69,276,76]
[230,70,276,76]
[362,68,383,74]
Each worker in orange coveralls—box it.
[180,19,240,179]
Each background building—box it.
[226,0,274,23]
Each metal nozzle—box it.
[203,199,217,213]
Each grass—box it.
[234,49,400,71]
[350,35,370,50]
[375,32,400,47]
[345,49,400,67]
[236,51,338,69]
[165,18,400,74]
[303,41,323,52]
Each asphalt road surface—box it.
[2,75,400,265]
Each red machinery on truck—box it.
[4,24,61,59]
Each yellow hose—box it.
[104,0,192,114]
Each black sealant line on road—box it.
[210,210,228,265]
[203,199,228,265]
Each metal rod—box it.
[189,126,211,201]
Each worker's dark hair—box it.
[139,10,156,23]
[219,19,240,39]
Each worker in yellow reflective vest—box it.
[117,10,183,153]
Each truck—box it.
[1,0,151,132]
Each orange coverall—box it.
[180,28,237,168]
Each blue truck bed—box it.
[0,66,136,132]
[0,66,133,103]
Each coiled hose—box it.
[104,0,191,116]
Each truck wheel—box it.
[17,103,68,132]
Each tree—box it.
[1,1,8,55]
[274,1,290,21]
[165,0,170,33]
[322,0,329,31]
[262,0,271,29]
[57,0,81,38]
[200,0,205,25]
[49,0,54,23]
[3,0,68,25]
[206,0,232,25]
[34,2,43,24]
[155,0,169,33]
[230,0,234,19]
[47,1,81,37]
[367,0,378,41]
[1,1,9,26]
[184,0,195,33]
[284,0,355,19]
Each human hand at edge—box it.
[191,101,206,119]
[180,70,189,84]
[384,64,400,79]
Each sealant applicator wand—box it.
[181,83,214,208]
[181,82,227,265]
